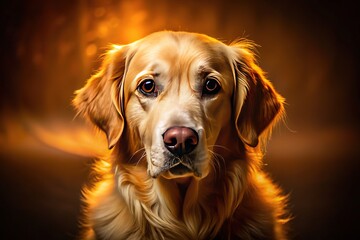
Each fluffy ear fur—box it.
[230,42,285,147]
[73,45,129,149]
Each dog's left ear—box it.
[73,45,130,149]
[230,42,285,147]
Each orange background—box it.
[1,0,359,239]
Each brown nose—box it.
[163,127,198,156]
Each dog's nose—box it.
[163,127,198,156]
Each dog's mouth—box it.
[149,148,206,179]
[159,156,202,179]
[169,162,192,175]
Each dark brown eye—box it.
[138,79,156,96]
[203,77,221,95]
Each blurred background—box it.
[0,0,359,239]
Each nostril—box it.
[165,137,177,147]
[184,139,195,153]
[183,130,198,153]
[163,127,181,148]
[185,134,198,146]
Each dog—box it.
[73,31,288,239]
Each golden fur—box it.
[73,31,288,239]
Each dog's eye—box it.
[203,77,221,95]
[138,79,156,96]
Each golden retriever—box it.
[73,31,288,239]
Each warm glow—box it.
[1,1,358,239]
[86,43,97,57]
[30,120,108,158]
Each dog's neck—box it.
[112,154,248,239]
[173,177,193,200]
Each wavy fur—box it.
[74,31,288,240]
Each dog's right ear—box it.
[73,45,129,149]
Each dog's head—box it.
[74,31,284,180]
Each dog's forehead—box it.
[122,32,235,103]
[128,32,231,75]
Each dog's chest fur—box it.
[83,160,284,240]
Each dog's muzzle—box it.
[162,127,199,175]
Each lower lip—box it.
[173,176,192,185]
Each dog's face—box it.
[123,33,235,179]
[74,31,283,181]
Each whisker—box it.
[206,152,216,175]
[207,148,227,179]
[129,147,146,162]
[207,149,222,177]
[135,151,147,167]
[129,148,146,165]
[208,144,231,152]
